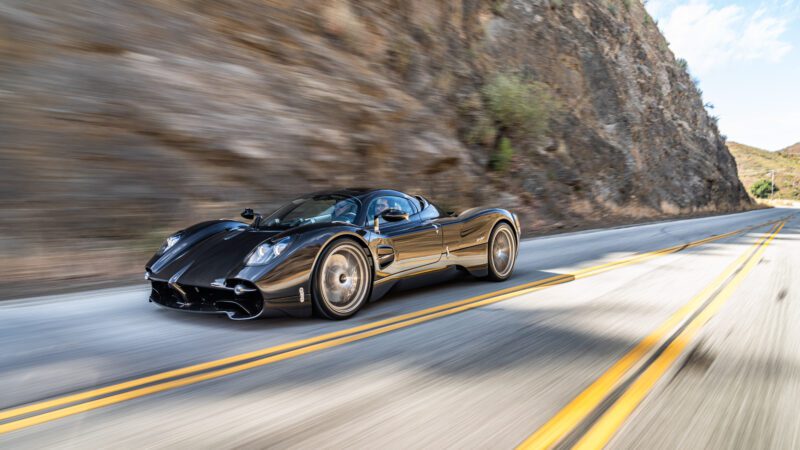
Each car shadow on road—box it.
[353,268,571,322]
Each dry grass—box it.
[728,141,800,200]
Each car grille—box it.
[150,280,263,319]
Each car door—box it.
[368,195,443,275]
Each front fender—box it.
[234,226,372,301]
[146,220,248,273]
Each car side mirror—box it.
[241,208,255,220]
[381,209,409,222]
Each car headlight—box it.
[246,236,292,266]
[158,232,183,255]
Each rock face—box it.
[0,0,750,289]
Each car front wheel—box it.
[312,239,371,320]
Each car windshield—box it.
[260,195,360,229]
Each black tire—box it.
[312,239,372,320]
[486,222,517,281]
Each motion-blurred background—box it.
[0,0,756,296]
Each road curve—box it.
[1,207,798,448]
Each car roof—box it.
[308,188,410,200]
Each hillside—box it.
[781,142,800,156]
[0,0,750,290]
[728,141,800,200]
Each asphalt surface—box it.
[1,207,798,448]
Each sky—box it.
[645,0,800,150]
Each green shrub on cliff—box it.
[483,73,552,141]
[622,0,632,11]
[490,137,515,172]
[750,179,778,198]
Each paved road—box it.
[1,207,798,448]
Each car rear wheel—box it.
[313,239,371,320]
[487,223,517,281]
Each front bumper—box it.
[148,279,310,320]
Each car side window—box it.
[367,196,417,225]
[415,196,443,220]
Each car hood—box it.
[149,228,280,287]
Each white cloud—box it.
[645,0,681,20]
[655,1,792,75]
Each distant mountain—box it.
[780,142,800,155]
[728,142,800,200]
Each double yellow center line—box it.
[517,219,787,449]
[0,218,786,435]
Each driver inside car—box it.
[331,199,358,224]
[373,198,390,217]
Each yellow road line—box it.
[0,219,782,434]
[0,275,576,425]
[570,221,774,280]
[572,221,784,449]
[516,222,782,450]
[0,274,577,435]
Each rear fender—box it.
[440,208,518,273]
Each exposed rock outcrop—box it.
[0,0,750,289]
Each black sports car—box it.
[146,188,520,320]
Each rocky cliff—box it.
[0,0,750,290]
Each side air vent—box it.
[376,245,395,269]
